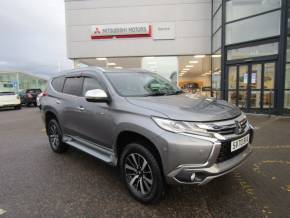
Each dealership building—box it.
[0,70,47,93]
[65,0,290,115]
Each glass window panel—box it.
[228,66,237,89]
[284,91,290,109]
[263,90,275,108]
[212,50,221,90]
[264,63,275,89]
[226,0,281,22]
[239,65,248,89]
[287,37,290,62]
[226,11,281,45]
[213,8,222,33]
[228,91,237,105]
[227,42,279,60]
[213,0,222,14]
[213,29,222,52]
[213,91,222,99]
[288,8,290,33]
[238,91,247,108]
[285,64,290,89]
[251,64,262,89]
[250,91,261,108]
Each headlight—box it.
[152,117,214,137]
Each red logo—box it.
[94,27,101,35]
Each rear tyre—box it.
[14,105,21,110]
[120,143,165,204]
[47,119,68,153]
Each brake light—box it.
[43,91,48,96]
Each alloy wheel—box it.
[124,153,153,195]
[48,122,60,150]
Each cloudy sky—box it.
[0,0,72,78]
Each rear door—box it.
[61,76,84,136]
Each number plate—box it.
[231,134,250,152]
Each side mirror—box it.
[85,89,109,103]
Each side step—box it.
[63,135,115,165]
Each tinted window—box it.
[82,77,103,96]
[63,77,83,96]
[51,76,65,92]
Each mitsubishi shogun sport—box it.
[41,67,253,203]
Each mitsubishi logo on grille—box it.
[235,120,243,134]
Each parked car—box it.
[41,68,254,203]
[0,91,21,110]
[20,89,42,107]
[36,92,45,109]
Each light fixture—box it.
[114,66,123,69]
[183,68,190,71]
[181,70,187,73]
[212,54,221,58]
[96,58,107,61]
[185,65,194,68]
[107,62,116,66]
[189,60,198,64]
[194,55,205,59]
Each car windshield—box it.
[105,72,182,97]
[0,92,15,96]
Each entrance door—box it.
[227,61,276,112]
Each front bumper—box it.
[159,125,254,185]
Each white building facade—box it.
[65,0,290,115]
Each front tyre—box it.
[47,119,68,153]
[120,143,165,204]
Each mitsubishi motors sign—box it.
[91,23,152,39]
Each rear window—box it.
[26,89,42,93]
[0,92,15,96]
[63,77,83,96]
[51,76,65,92]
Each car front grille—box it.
[216,141,248,163]
[207,118,247,135]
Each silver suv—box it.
[41,67,253,203]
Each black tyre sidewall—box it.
[47,119,67,153]
[120,143,164,204]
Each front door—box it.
[227,61,276,112]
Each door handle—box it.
[56,100,61,104]
[77,106,85,111]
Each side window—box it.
[63,77,83,96]
[82,77,103,96]
[51,76,65,92]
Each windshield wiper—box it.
[167,90,184,95]
[146,92,167,96]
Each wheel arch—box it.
[115,130,164,173]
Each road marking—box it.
[253,145,290,150]
[0,209,7,216]
[233,171,272,217]
[281,185,290,192]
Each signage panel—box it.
[91,23,151,39]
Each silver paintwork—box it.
[41,67,254,185]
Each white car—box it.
[0,92,21,110]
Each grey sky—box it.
[0,0,72,78]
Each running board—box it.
[63,135,115,164]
